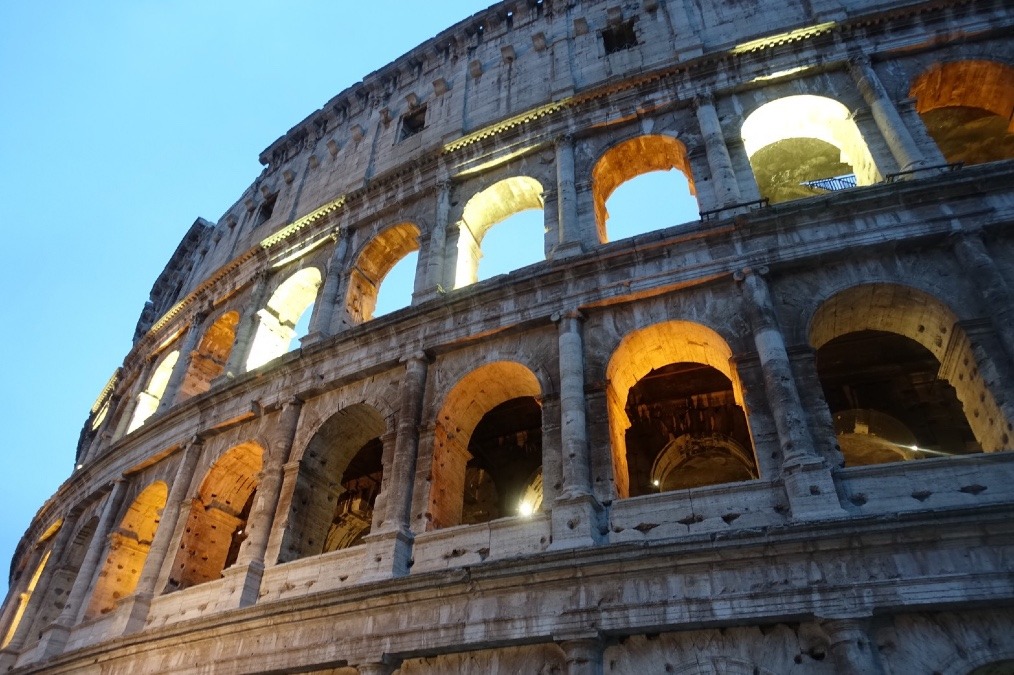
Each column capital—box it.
[555,133,575,147]
[733,265,769,282]
[400,351,431,366]
[551,308,585,323]
[693,91,715,108]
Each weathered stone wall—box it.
[3,0,1014,672]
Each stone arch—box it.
[84,481,168,619]
[126,350,180,433]
[178,311,239,400]
[809,283,1012,459]
[428,361,543,529]
[345,222,420,324]
[605,320,757,499]
[453,176,545,289]
[246,267,322,370]
[276,403,387,563]
[591,134,697,242]
[167,441,263,591]
[910,60,1014,165]
[741,94,879,204]
[23,516,97,642]
[0,518,58,650]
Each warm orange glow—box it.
[1,550,50,648]
[126,350,180,433]
[246,268,321,370]
[346,222,420,324]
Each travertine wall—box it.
[3,0,1014,673]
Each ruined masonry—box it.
[2,0,1014,672]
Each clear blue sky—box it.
[0,1,696,600]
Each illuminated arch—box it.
[741,95,878,204]
[0,520,61,649]
[126,350,180,433]
[345,222,420,324]
[428,361,543,529]
[591,134,697,242]
[605,321,755,498]
[84,482,168,619]
[277,404,387,562]
[246,268,322,370]
[809,284,1012,459]
[910,60,1014,165]
[167,442,263,591]
[454,177,545,289]
[178,311,239,399]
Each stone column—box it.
[554,135,586,258]
[551,311,604,550]
[559,637,604,675]
[821,617,885,675]
[420,180,451,300]
[220,270,271,380]
[122,437,204,633]
[953,233,1014,368]
[539,393,563,508]
[361,353,428,581]
[38,480,127,658]
[356,660,398,675]
[736,268,844,519]
[224,398,303,609]
[158,309,208,411]
[304,228,351,342]
[787,345,844,467]
[0,509,79,658]
[695,94,742,208]
[847,54,927,173]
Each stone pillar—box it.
[821,617,885,675]
[121,437,204,633]
[221,270,271,379]
[953,233,1014,368]
[559,636,604,675]
[0,509,79,658]
[159,309,208,411]
[539,393,563,508]
[420,180,451,300]
[551,310,604,550]
[37,480,127,658]
[304,228,351,342]
[223,398,303,609]
[787,345,844,467]
[736,268,844,519]
[361,353,428,581]
[554,135,586,258]
[695,94,742,208]
[847,54,927,173]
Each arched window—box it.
[126,350,180,433]
[810,284,1011,464]
[178,311,239,399]
[276,404,386,563]
[246,268,321,370]
[591,135,698,242]
[84,482,167,619]
[741,95,879,204]
[454,177,545,289]
[167,442,263,591]
[346,223,420,324]
[429,362,543,529]
[910,60,1014,166]
[605,321,758,499]
[0,520,60,649]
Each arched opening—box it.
[346,222,420,324]
[429,362,543,529]
[167,442,263,591]
[910,60,1014,166]
[606,321,757,499]
[24,519,96,641]
[591,135,698,242]
[810,284,1012,464]
[454,177,545,289]
[126,350,180,433]
[0,518,60,649]
[741,95,879,204]
[84,482,168,619]
[246,268,321,370]
[178,311,239,400]
[277,404,386,563]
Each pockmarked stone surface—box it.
[2,0,1013,673]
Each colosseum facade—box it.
[2,0,1014,673]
